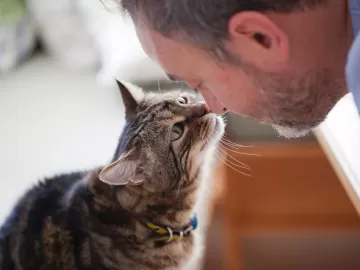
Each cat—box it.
[0,81,224,270]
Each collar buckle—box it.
[144,214,198,244]
[165,226,174,243]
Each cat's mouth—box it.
[200,114,224,150]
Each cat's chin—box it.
[213,115,225,141]
[201,115,225,151]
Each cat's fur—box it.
[0,81,224,270]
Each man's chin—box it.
[272,125,312,139]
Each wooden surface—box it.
[219,142,360,270]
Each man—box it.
[117,0,359,138]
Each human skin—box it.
[130,0,353,138]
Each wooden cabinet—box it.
[204,142,360,270]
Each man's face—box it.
[133,8,349,138]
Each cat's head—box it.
[99,81,224,193]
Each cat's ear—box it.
[116,80,144,120]
[99,149,143,186]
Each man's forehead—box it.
[134,23,159,59]
[134,22,202,83]
[135,22,193,59]
[135,23,174,56]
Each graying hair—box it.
[117,0,325,60]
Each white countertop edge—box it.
[314,93,360,204]
[315,124,360,198]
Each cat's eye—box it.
[171,122,185,141]
[178,96,188,104]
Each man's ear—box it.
[227,11,289,69]
[99,149,143,186]
[116,80,145,120]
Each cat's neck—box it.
[116,185,199,229]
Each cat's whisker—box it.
[221,136,254,148]
[215,150,252,178]
[217,146,251,170]
[216,148,250,171]
[220,116,229,125]
[219,139,237,148]
[222,134,235,142]
[220,141,257,153]
[220,139,254,150]
[217,147,251,170]
[220,144,260,157]
[220,140,249,150]
[222,134,248,144]
[157,80,162,94]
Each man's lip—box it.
[207,105,228,114]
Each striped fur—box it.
[0,81,224,270]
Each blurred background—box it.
[1,1,360,270]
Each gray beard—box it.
[272,124,311,139]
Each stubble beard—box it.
[248,67,346,138]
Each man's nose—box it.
[192,102,211,118]
[203,102,211,114]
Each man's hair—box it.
[118,0,325,59]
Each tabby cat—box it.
[0,81,224,270]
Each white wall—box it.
[0,54,125,222]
